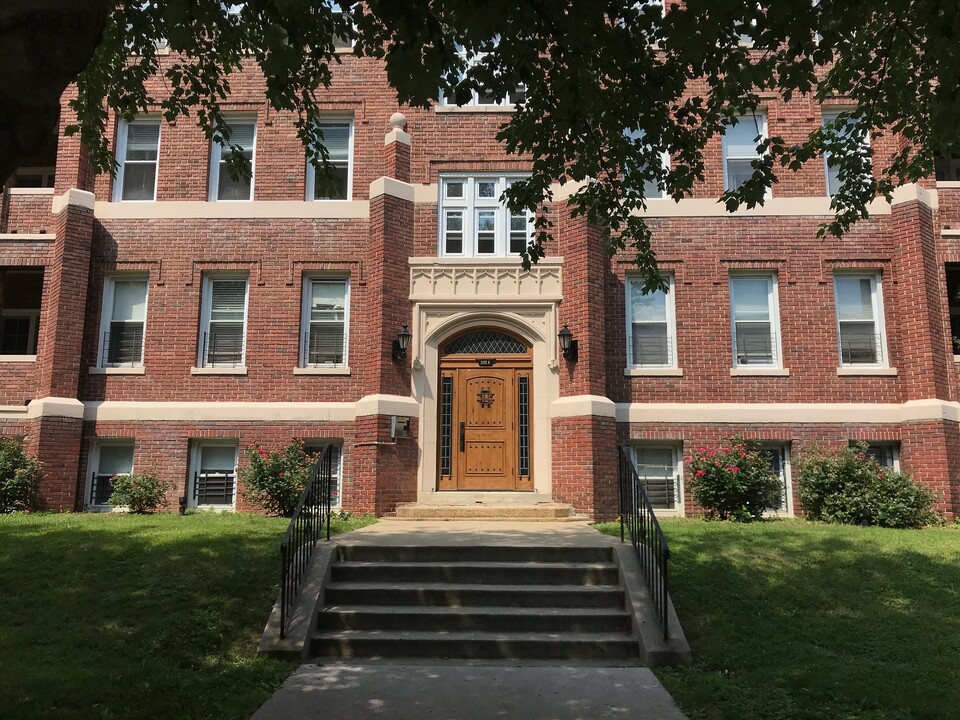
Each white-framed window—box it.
[822,107,871,197]
[935,156,960,182]
[722,112,768,193]
[12,167,55,188]
[438,175,532,257]
[625,129,670,199]
[208,116,257,201]
[198,275,249,368]
[858,441,901,471]
[437,44,525,107]
[631,444,683,513]
[626,275,676,367]
[730,273,781,367]
[190,441,238,508]
[86,441,134,509]
[306,119,353,200]
[114,119,161,201]
[301,277,349,367]
[756,444,792,515]
[0,268,43,356]
[946,263,960,356]
[304,441,344,508]
[834,273,887,367]
[97,275,148,367]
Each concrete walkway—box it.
[252,664,689,720]
[252,520,690,719]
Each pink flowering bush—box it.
[795,443,940,529]
[687,437,782,522]
[239,439,316,516]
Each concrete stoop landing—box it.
[392,503,584,521]
[259,521,692,667]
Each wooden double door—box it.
[437,359,533,492]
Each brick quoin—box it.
[0,51,958,520]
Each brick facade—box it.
[1,52,959,520]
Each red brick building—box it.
[2,51,959,521]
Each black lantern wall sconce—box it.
[557,324,578,362]
[392,325,411,362]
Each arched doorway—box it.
[437,328,534,491]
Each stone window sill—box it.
[836,367,898,376]
[89,366,146,375]
[624,368,683,377]
[0,354,37,363]
[191,366,248,376]
[730,367,790,376]
[293,366,351,376]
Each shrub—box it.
[0,437,43,513]
[108,471,173,514]
[239,440,316,516]
[687,437,782,522]
[795,443,940,529]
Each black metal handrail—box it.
[279,446,333,638]
[618,445,671,641]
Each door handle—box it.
[459,421,465,452]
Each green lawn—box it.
[598,519,960,720]
[0,512,374,720]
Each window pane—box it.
[731,277,771,322]
[632,323,669,366]
[477,181,497,199]
[217,163,253,200]
[107,322,144,364]
[477,210,496,253]
[98,445,134,475]
[121,163,157,200]
[630,280,667,322]
[224,121,255,150]
[125,123,159,161]
[726,159,755,191]
[509,213,528,254]
[211,280,247,321]
[839,321,879,363]
[313,164,349,200]
[445,211,463,253]
[724,118,763,157]
[309,281,346,322]
[200,445,236,472]
[111,281,147,322]
[308,323,345,364]
[445,181,464,199]
[735,323,774,365]
[1,317,33,354]
[318,123,350,162]
[836,277,874,321]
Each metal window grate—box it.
[443,331,527,355]
[194,471,236,505]
[440,376,453,475]
[518,375,530,477]
[89,473,115,506]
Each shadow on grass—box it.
[650,520,960,720]
[0,513,317,720]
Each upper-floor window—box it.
[722,112,767,193]
[834,273,887,367]
[730,273,781,367]
[0,268,43,356]
[300,277,349,367]
[306,120,353,200]
[199,275,249,368]
[209,117,256,201]
[438,44,525,107]
[98,276,148,367]
[115,120,161,201]
[626,275,676,368]
[822,108,871,197]
[438,175,532,258]
[625,129,670,199]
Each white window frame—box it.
[189,441,239,510]
[729,272,782,369]
[626,274,677,368]
[822,107,871,197]
[755,443,793,516]
[12,167,56,188]
[208,115,257,201]
[305,118,354,201]
[437,175,533,258]
[97,274,149,368]
[85,440,135,511]
[834,272,887,368]
[722,112,769,196]
[198,274,250,368]
[631,443,684,515]
[437,43,525,107]
[304,441,345,508]
[113,118,161,202]
[300,276,350,368]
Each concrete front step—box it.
[323,583,626,609]
[392,503,578,521]
[317,605,633,633]
[330,561,620,586]
[310,630,640,660]
[337,545,613,564]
